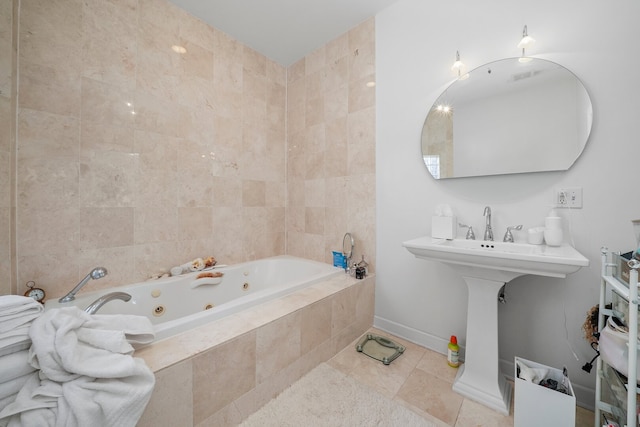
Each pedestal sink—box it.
[402,236,589,415]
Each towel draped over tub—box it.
[0,306,156,427]
[0,296,44,414]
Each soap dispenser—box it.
[543,209,563,247]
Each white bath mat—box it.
[240,363,437,427]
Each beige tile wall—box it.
[285,20,376,272]
[7,0,376,298]
[13,0,287,298]
[0,0,15,296]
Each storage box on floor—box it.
[514,357,575,427]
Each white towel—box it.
[0,296,43,358]
[0,296,44,334]
[0,393,20,415]
[81,312,155,346]
[0,307,156,427]
[0,351,36,384]
[0,372,37,401]
[26,309,155,382]
[0,326,31,358]
[0,374,57,427]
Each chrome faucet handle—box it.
[458,223,475,240]
[503,225,523,243]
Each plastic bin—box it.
[514,357,575,427]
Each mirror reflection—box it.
[421,58,593,179]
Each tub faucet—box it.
[59,267,108,303]
[84,292,131,315]
[483,206,494,241]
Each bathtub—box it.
[45,255,344,341]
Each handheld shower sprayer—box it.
[58,267,108,303]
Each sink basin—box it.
[403,236,589,281]
[403,236,589,414]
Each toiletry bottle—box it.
[543,209,563,247]
[447,335,460,368]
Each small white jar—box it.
[527,227,545,245]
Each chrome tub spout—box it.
[84,292,132,315]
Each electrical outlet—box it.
[555,187,583,208]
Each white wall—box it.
[375,0,640,408]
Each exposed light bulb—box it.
[451,50,465,76]
[517,25,536,62]
[517,25,536,49]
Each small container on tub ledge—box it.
[355,255,369,279]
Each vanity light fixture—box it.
[517,25,536,63]
[451,51,470,80]
[451,51,465,76]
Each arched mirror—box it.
[421,58,593,179]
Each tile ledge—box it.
[136,274,374,372]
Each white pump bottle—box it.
[543,209,563,246]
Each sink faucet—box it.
[483,206,493,241]
[84,292,131,315]
[59,267,108,303]
[503,225,523,243]
[458,223,475,240]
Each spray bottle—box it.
[447,335,460,368]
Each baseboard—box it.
[373,315,459,357]
[375,315,594,410]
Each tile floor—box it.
[326,328,594,427]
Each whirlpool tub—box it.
[45,254,375,425]
[46,255,344,341]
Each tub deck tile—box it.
[136,274,367,373]
[138,274,375,426]
[192,331,257,423]
[255,311,302,384]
